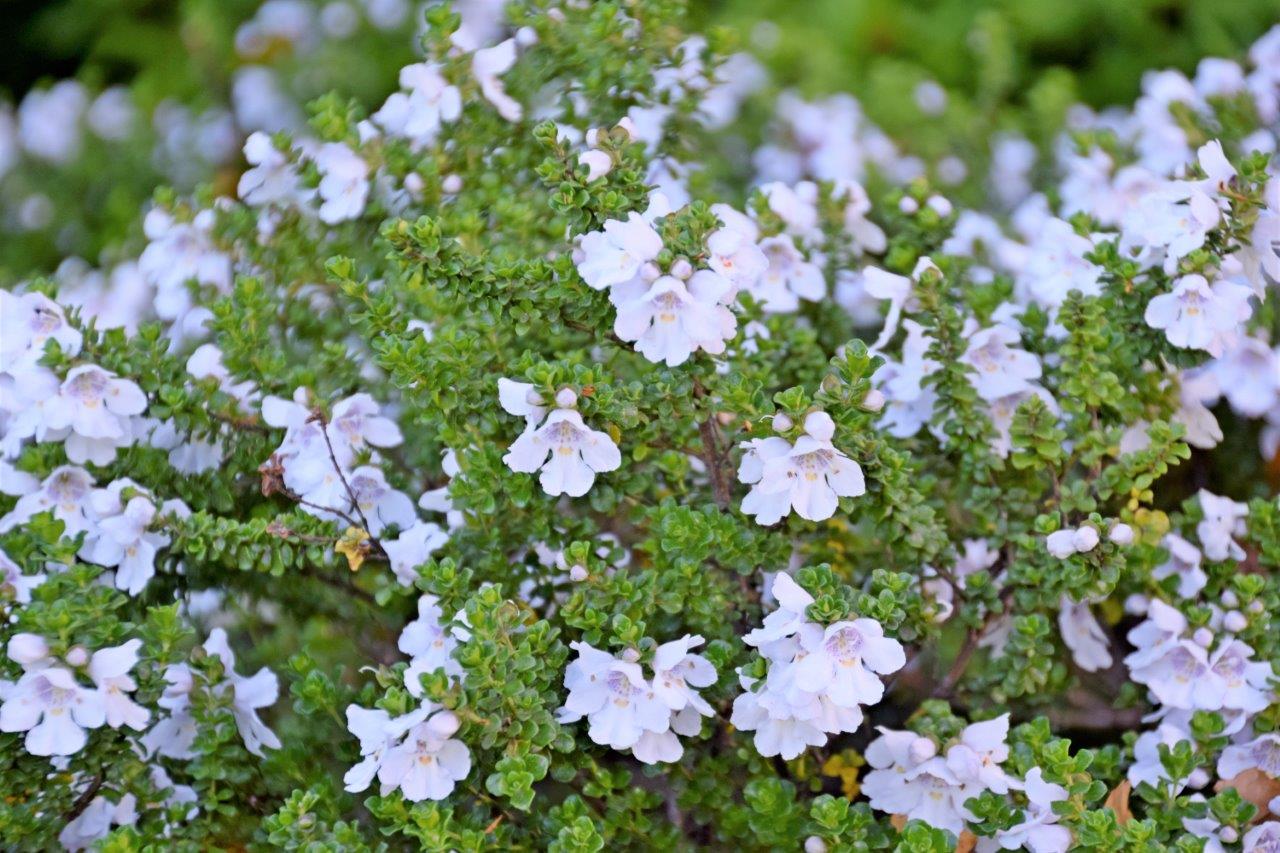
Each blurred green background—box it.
[8,0,1277,106]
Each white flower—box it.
[633,634,717,764]
[1144,274,1253,357]
[734,573,898,759]
[399,594,466,694]
[0,666,105,757]
[832,179,886,254]
[792,619,906,708]
[202,628,281,756]
[1219,733,1280,781]
[997,768,1072,853]
[237,131,305,206]
[1015,217,1103,309]
[44,365,147,465]
[377,706,471,801]
[346,466,416,535]
[83,491,168,595]
[1243,823,1280,853]
[472,39,522,122]
[558,642,669,751]
[862,729,972,835]
[873,319,940,438]
[739,411,865,525]
[1196,490,1248,562]
[1,546,44,603]
[750,234,825,313]
[383,521,448,586]
[1206,640,1273,714]
[575,213,664,291]
[1122,181,1221,271]
[945,714,1016,796]
[1209,337,1280,418]
[58,791,138,851]
[961,324,1042,402]
[373,63,461,144]
[0,290,82,373]
[706,211,768,292]
[502,404,621,498]
[313,142,369,224]
[611,271,737,366]
[1058,597,1112,672]
[1152,533,1206,599]
[1045,526,1100,559]
[0,465,97,537]
[138,208,232,324]
[343,704,397,793]
[88,639,150,730]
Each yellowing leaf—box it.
[1215,769,1280,822]
[1104,780,1133,825]
[335,526,371,572]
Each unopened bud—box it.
[908,736,937,764]
[1072,525,1100,553]
[861,388,886,412]
[771,412,793,431]
[569,564,589,582]
[1108,523,1134,545]
[1223,611,1247,633]
[442,174,463,194]
[804,411,835,442]
[65,646,89,667]
[1192,627,1214,648]
[640,261,661,282]
[898,196,919,214]
[555,388,578,408]
[803,837,828,853]
[926,195,953,217]
[670,258,693,280]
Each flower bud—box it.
[569,564,589,582]
[621,647,640,663]
[1124,594,1149,616]
[526,388,544,407]
[1046,530,1077,559]
[670,258,693,280]
[1192,627,1214,648]
[555,388,578,408]
[1221,590,1239,608]
[804,411,835,442]
[908,736,937,764]
[926,195,953,217]
[515,26,538,47]
[65,645,89,667]
[771,412,793,431]
[1072,525,1100,553]
[804,837,828,853]
[1108,523,1134,545]
[640,261,661,282]
[898,196,919,214]
[442,174,463,194]
[1223,611,1247,632]
[1220,827,1239,843]
[861,388,885,412]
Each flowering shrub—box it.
[2,1,1280,849]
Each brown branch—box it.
[692,378,733,510]
[62,773,104,826]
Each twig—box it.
[313,409,376,537]
[692,378,732,510]
[62,773,104,825]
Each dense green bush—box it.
[1,1,1278,850]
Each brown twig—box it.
[692,378,733,510]
[62,773,105,825]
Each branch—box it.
[692,378,732,510]
[62,773,104,826]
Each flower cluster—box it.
[732,573,904,758]
[559,634,716,764]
